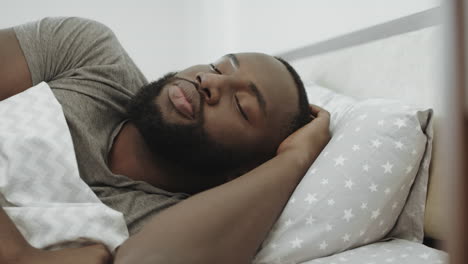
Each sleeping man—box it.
[0,17,330,264]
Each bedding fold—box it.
[0,82,129,252]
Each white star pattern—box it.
[306,216,315,225]
[319,241,328,250]
[358,114,368,120]
[343,208,354,222]
[334,155,347,166]
[411,149,417,155]
[371,139,382,148]
[345,179,354,189]
[342,233,351,242]
[394,141,403,150]
[419,253,429,259]
[304,193,318,204]
[249,105,440,264]
[371,209,381,219]
[394,118,407,129]
[363,164,370,172]
[382,161,393,173]
[290,237,303,249]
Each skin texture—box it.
[109,52,300,194]
[114,105,330,264]
[0,24,331,264]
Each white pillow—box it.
[253,83,434,264]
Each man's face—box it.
[127,53,299,188]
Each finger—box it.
[309,104,330,119]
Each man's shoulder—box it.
[42,16,118,42]
[44,16,113,32]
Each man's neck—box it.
[108,121,200,194]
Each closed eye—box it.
[235,95,248,121]
[210,63,222,74]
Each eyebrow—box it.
[225,53,267,117]
[226,53,240,68]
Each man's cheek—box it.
[202,117,238,146]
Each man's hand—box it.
[277,104,331,164]
[114,105,331,264]
[14,243,112,264]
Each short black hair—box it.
[274,56,312,138]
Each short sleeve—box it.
[13,17,128,86]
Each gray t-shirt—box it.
[13,16,189,235]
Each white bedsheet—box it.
[0,82,129,252]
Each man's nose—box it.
[195,72,223,106]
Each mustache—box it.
[170,76,205,121]
[173,76,200,90]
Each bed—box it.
[0,6,452,263]
[254,5,448,264]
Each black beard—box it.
[125,72,246,185]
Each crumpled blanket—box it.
[0,82,129,252]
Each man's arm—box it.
[0,28,32,101]
[0,27,33,263]
[0,209,32,263]
[0,25,112,264]
[115,106,331,264]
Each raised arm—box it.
[115,105,331,264]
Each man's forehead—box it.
[231,53,295,95]
[229,53,299,125]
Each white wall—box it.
[1,0,440,81]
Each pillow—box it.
[253,83,434,264]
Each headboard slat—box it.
[277,7,442,61]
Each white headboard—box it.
[277,7,446,242]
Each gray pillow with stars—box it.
[253,83,434,264]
